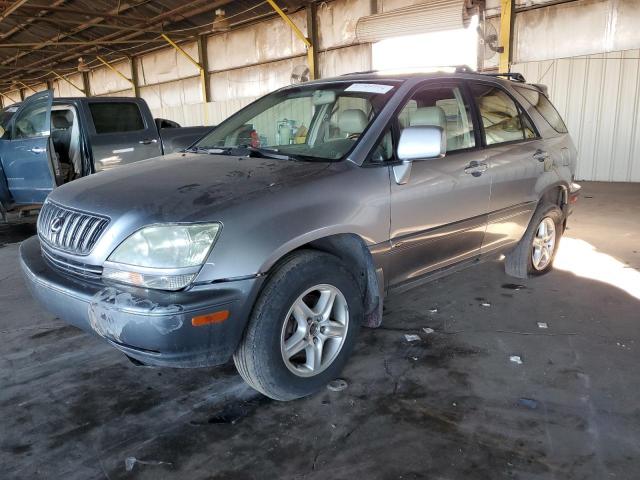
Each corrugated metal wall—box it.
[513,50,640,182]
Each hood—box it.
[49,152,330,222]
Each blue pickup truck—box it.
[0,91,211,221]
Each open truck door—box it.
[0,90,56,205]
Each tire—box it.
[233,250,363,401]
[504,202,564,279]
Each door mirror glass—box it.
[397,126,446,161]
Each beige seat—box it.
[409,106,446,130]
[338,109,368,138]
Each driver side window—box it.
[12,101,49,140]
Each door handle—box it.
[139,138,158,145]
[464,161,488,177]
[533,149,550,162]
[28,147,46,154]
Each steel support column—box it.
[499,0,514,73]
[266,0,315,80]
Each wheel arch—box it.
[539,181,569,229]
[263,233,384,328]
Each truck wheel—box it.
[504,202,564,279]
[233,250,362,401]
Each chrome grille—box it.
[37,201,109,255]
[41,244,103,280]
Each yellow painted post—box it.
[266,0,315,80]
[161,34,209,124]
[499,0,513,73]
[50,71,86,95]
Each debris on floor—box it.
[518,398,539,409]
[404,334,421,342]
[537,322,548,329]
[327,379,348,392]
[502,283,527,290]
[510,355,523,365]
[124,457,173,472]
[422,327,435,335]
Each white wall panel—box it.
[90,61,132,95]
[140,77,204,126]
[4,91,21,104]
[53,73,86,98]
[319,44,371,77]
[317,0,370,49]
[96,89,135,98]
[209,56,305,101]
[513,50,640,182]
[514,0,640,63]
[207,10,307,72]
[137,41,200,86]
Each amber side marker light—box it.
[192,310,229,327]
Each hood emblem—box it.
[50,216,66,234]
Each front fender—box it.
[194,162,391,282]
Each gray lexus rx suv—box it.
[21,69,580,400]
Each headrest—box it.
[52,112,71,129]
[338,109,368,134]
[409,106,446,128]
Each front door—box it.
[0,90,55,204]
[388,81,492,287]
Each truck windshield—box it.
[194,82,398,161]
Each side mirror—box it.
[397,126,446,161]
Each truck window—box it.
[89,102,145,134]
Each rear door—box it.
[387,81,492,287]
[0,90,55,204]
[85,99,162,171]
[467,81,544,253]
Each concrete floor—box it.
[1,181,639,480]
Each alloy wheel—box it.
[531,217,556,271]
[280,284,349,378]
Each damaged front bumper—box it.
[20,236,263,368]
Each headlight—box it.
[103,223,221,290]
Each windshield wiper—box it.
[191,145,297,160]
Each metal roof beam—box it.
[0,0,233,78]
[0,0,30,23]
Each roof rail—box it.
[481,72,527,83]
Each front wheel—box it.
[505,203,564,279]
[233,250,362,401]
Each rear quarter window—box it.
[89,102,145,134]
[514,86,568,134]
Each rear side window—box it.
[89,102,145,134]
[514,86,568,134]
[470,83,536,146]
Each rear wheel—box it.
[233,250,362,401]
[504,202,563,278]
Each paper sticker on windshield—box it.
[6,107,18,112]
[345,83,394,94]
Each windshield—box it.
[194,82,398,161]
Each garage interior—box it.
[1,0,639,478]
